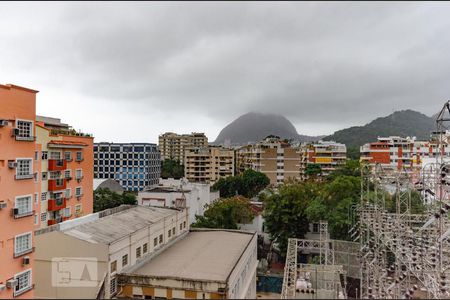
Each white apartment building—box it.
[137,178,220,224]
[34,205,189,299]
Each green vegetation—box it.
[304,163,322,177]
[93,188,137,212]
[263,160,362,256]
[161,159,184,179]
[191,196,255,229]
[323,110,435,148]
[212,169,270,198]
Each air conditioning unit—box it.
[0,119,8,127]
[11,128,19,137]
[0,284,6,291]
[0,202,7,209]
[12,208,19,216]
[8,161,17,169]
[6,279,17,288]
[23,256,30,265]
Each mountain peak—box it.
[214,112,318,145]
[324,109,435,148]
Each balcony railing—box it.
[12,209,35,219]
[48,198,67,211]
[48,179,66,191]
[48,159,67,171]
[50,128,93,137]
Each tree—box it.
[191,196,255,229]
[93,188,137,212]
[161,159,184,179]
[347,146,361,160]
[212,169,270,198]
[263,182,322,257]
[305,163,322,178]
[327,159,360,180]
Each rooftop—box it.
[62,206,180,244]
[128,229,255,282]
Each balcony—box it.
[48,179,66,191]
[48,198,67,211]
[48,159,67,171]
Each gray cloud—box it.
[1,2,450,142]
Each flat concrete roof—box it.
[130,230,254,283]
[62,206,179,244]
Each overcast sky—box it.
[2,2,450,143]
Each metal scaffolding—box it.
[282,101,450,299]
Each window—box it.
[16,159,32,179]
[34,193,38,204]
[50,151,62,160]
[172,227,175,235]
[34,151,39,161]
[76,151,83,161]
[154,237,158,247]
[15,232,32,256]
[143,243,148,254]
[65,188,71,198]
[16,120,33,138]
[15,195,32,216]
[75,187,82,197]
[64,169,71,179]
[65,151,72,161]
[41,213,47,222]
[14,269,32,296]
[136,247,141,259]
[312,223,319,233]
[110,260,117,273]
[42,172,48,180]
[183,221,186,229]
[168,230,171,238]
[63,207,71,217]
[34,214,38,225]
[110,277,117,295]
[75,204,82,215]
[180,223,182,231]
[76,169,83,179]
[42,151,48,160]
[41,192,47,202]
[122,254,128,267]
[159,234,163,243]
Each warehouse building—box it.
[117,229,258,299]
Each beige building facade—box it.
[158,132,208,164]
[117,229,258,299]
[34,205,189,299]
[236,137,303,185]
[184,147,235,184]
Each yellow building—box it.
[184,147,235,183]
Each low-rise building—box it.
[159,132,208,164]
[117,229,258,299]
[138,178,219,225]
[184,146,235,184]
[34,205,189,299]
[94,142,161,192]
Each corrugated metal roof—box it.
[62,206,179,244]
[130,230,255,282]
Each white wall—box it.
[139,179,219,225]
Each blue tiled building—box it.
[94,143,161,192]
